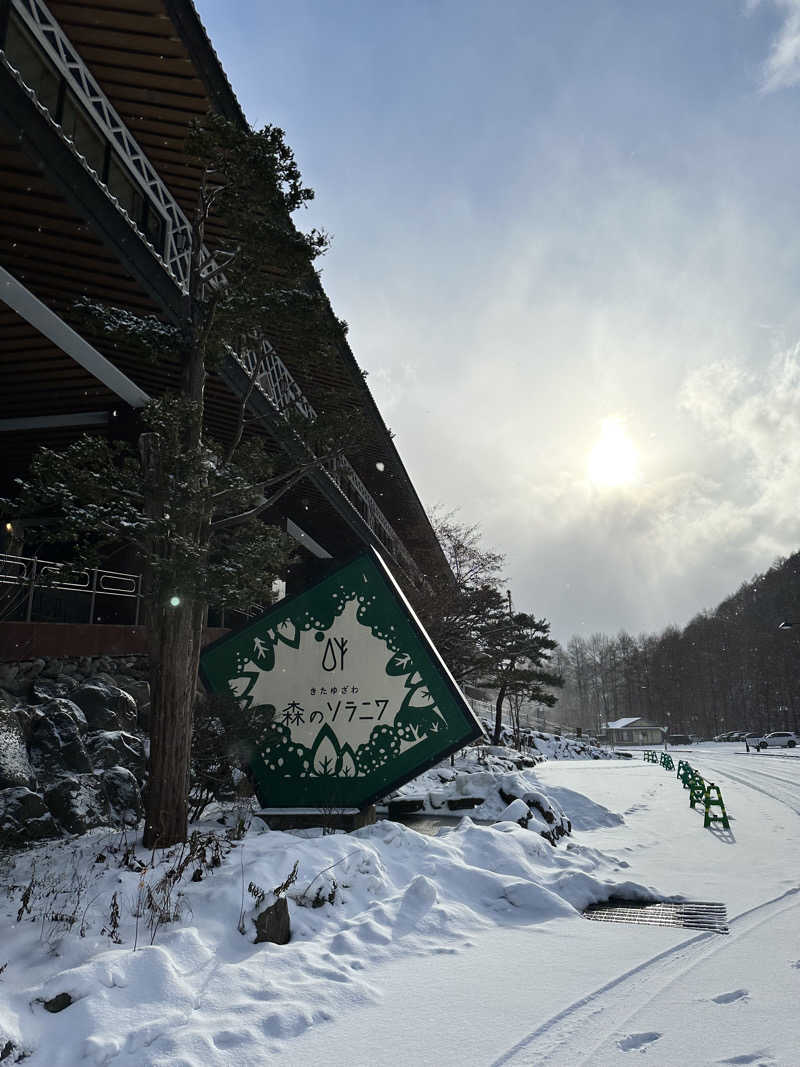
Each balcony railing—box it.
[2,0,423,588]
[0,553,271,626]
[0,553,142,625]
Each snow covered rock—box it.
[498,798,533,827]
[100,766,142,825]
[119,678,151,730]
[44,775,111,835]
[0,786,59,844]
[32,696,88,733]
[84,730,145,778]
[0,706,36,790]
[29,703,91,773]
[71,681,137,732]
[253,895,291,944]
[30,676,78,704]
[454,770,495,796]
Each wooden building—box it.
[0,0,447,650]
[604,717,666,747]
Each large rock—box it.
[119,679,150,730]
[0,786,60,844]
[101,767,142,826]
[71,681,137,732]
[45,775,111,835]
[85,730,145,778]
[0,706,36,790]
[0,663,19,688]
[29,702,91,773]
[498,798,533,827]
[253,895,291,944]
[30,676,78,704]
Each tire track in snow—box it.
[692,760,800,817]
[490,886,800,1066]
[699,757,800,792]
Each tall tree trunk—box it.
[143,598,205,847]
[141,327,209,848]
[493,682,507,745]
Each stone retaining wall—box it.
[0,653,152,848]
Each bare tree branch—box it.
[223,344,269,463]
[211,468,308,530]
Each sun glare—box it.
[588,418,638,487]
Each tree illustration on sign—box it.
[356,723,401,774]
[395,684,444,744]
[339,743,357,777]
[274,618,301,649]
[310,725,341,776]
[252,636,274,668]
[227,665,262,709]
[259,723,312,777]
[385,649,414,675]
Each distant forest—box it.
[555,552,800,738]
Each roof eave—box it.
[161,0,247,126]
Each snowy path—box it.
[494,887,800,1065]
[275,750,800,1066]
[494,751,800,1066]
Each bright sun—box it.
[588,418,638,487]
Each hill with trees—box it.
[555,553,800,738]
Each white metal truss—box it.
[235,339,422,582]
[10,0,193,288]
[3,0,423,586]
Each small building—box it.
[604,717,666,746]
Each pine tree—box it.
[482,608,562,746]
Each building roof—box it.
[0,0,452,593]
[606,717,666,731]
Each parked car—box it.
[668,734,692,746]
[755,731,798,750]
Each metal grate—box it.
[584,899,728,934]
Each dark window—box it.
[107,154,144,225]
[61,89,106,175]
[141,201,166,253]
[4,14,61,115]
[5,11,168,257]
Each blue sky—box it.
[197,0,800,641]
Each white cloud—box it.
[490,345,800,640]
[679,345,800,548]
[753,0,800,91]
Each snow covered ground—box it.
[1,743,798,1065]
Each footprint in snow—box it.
[617,1032,662,1052]
[712,989,749,1005]
[717,1052,773,1065]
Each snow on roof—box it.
[606,717,643,730]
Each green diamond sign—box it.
[199,549,482,809]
